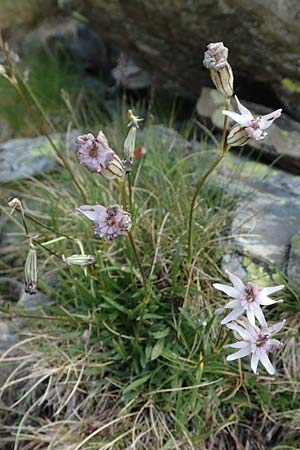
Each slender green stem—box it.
[119,178,149,338]
[0,308,77,323]
[127,172,133,213]
[127,231,148,295]
[187,97,231,264]
[22,211,74,241]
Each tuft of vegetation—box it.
[0,38,299,450]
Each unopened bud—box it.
[124,126,136,159]
[209,63,234,98]
[24,248,38,295]
[203,42,234,98]
[62,254,96,266]
[8,197,23,215]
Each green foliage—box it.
[0,89,299,449]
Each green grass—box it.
[0,73,299,448]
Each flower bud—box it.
[203,42,234,98]
[209,63,234,98]
[62,254,96,266]
[24,248,38,295]
[8,197,23,214]
[124,126,136,159]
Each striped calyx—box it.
[227,124,251,147]
[210,62,234,98]
[101,153,125,179]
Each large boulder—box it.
[79,0,300,118]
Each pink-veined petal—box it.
[251,354,259,374]
[259,351,275,375]
[260,109,282,130]
[225,269,245,292]
[261,285,284,296]
[235,96,254,120]
[222,110,251,127]
[227,346,251,361]
[221,307,244,325]
[213,283,240,298]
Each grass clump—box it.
[0,40,299,450]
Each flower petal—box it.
[261,285,284,296]
[258,296,281,306]
[226,322,254,340]
[224,299,241,309]
[251,354,259,374]
[213,283,240,298]
[260,109,282,130]
[246,309,255,327]
[267,319,286,335]
[235,96,254,120]
[227,346,251,361]
[224,269,245,292]
[259,351,275,375]
[221,307,244,325]
[222,110,251,127]
[224,341,249,349]
[254,307,267,328]
[77,206,98,221]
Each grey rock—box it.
[112,53,152,90]
[197,87,300,175]
[0,130,78,183]
[0,319,17,353]
[79,0,300,118]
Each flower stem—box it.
[187,97,231,264]
[127,172,133,213]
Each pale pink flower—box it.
[77,204,131,240]
[213,270,284,326]
[225,319,286,374]
[223,96,282,146]
[76,131,124,178]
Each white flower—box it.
[213,270,284,326]
[223,96,282,146]
[225,319,286,374]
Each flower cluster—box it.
[214,270,285,374]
